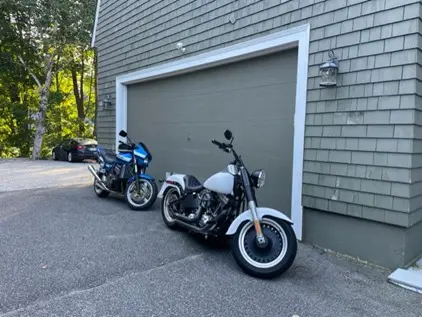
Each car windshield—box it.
[75,138,97,145]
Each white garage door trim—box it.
[115,23,310,241]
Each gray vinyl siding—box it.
[95,0,422,228]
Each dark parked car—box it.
[52,138,98,162]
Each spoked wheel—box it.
[67,152,73,163]
[52,151,58,161]
[94,178,109,198]
[125,178,157,211]
[232,217,297,279]
[161,187,180,229]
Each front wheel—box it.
[231,217,297,279]
[125,178,157,211]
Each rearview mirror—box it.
[119,130,127,137]
[224,129,233,141]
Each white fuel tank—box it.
[203,172,234,195]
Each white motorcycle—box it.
[158,129,297,278]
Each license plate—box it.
[89,148,97,152]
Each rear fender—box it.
[157,173,186,199]
[225,207,293,235]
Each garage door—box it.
[127,48,298,216]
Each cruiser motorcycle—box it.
[87,130,158,211]
[158,129,297,278]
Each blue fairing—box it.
[115,143,150,167]
[96,141,152,174]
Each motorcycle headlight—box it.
[251,169,266,188]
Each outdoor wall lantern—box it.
[319,50,339,87]
[176,42,186,53]
[100,94,112,110]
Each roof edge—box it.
[91,0,101,48]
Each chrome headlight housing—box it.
[251,169,266,188]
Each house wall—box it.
[95,0,422,266]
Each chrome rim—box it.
[238,218,288,269]
[68,153,72,162]
[52,151,55,160]
[127,180,153,207]
[163,188,179,223]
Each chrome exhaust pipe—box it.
[87,165,109,191]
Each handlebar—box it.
[211,138,243,165]
[211,139,223,147]
[119,140,135,149]
[211,139,230,153]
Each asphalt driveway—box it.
[0,159,420,316]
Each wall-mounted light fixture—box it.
[100,94,112,110]
[229,13,236,24]
[176,42,186,53]
[84,118,94,126]
[319,50,339,87]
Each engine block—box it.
[199,190,213,209]
[196,190,231,227]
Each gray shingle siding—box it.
[95,0,422,228]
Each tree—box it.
[0,0,96,159]
[0,2,38,157]
[69,47,96,136]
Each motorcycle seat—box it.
[184,175,204,193]
[99,151,116,164]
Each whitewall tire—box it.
[161,187,179,229]
[231,217,297,279]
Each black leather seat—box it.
[184,175,204,193]
[100,150,116,164]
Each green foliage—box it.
[0,0,97,159]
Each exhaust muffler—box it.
[87,165,109,191]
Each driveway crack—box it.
[0,253,203,316]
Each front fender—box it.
[225,207,293,235]
[127,173,155,185]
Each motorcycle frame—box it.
[94,139,155,194]
[158,140,294,243]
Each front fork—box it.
[133,159,140,193]
[240,167,266,245]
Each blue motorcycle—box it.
[87,130,157,211]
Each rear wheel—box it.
[125,178,157,211]
[231,217,297,279]
[52,151,58,161]
[94,178,109,198]
[161,187,180,229]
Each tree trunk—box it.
[32,56,53,160]
[56,72,62,136]
[71,66,85,136]
[71,49,86,137]
[32,87,48,160]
